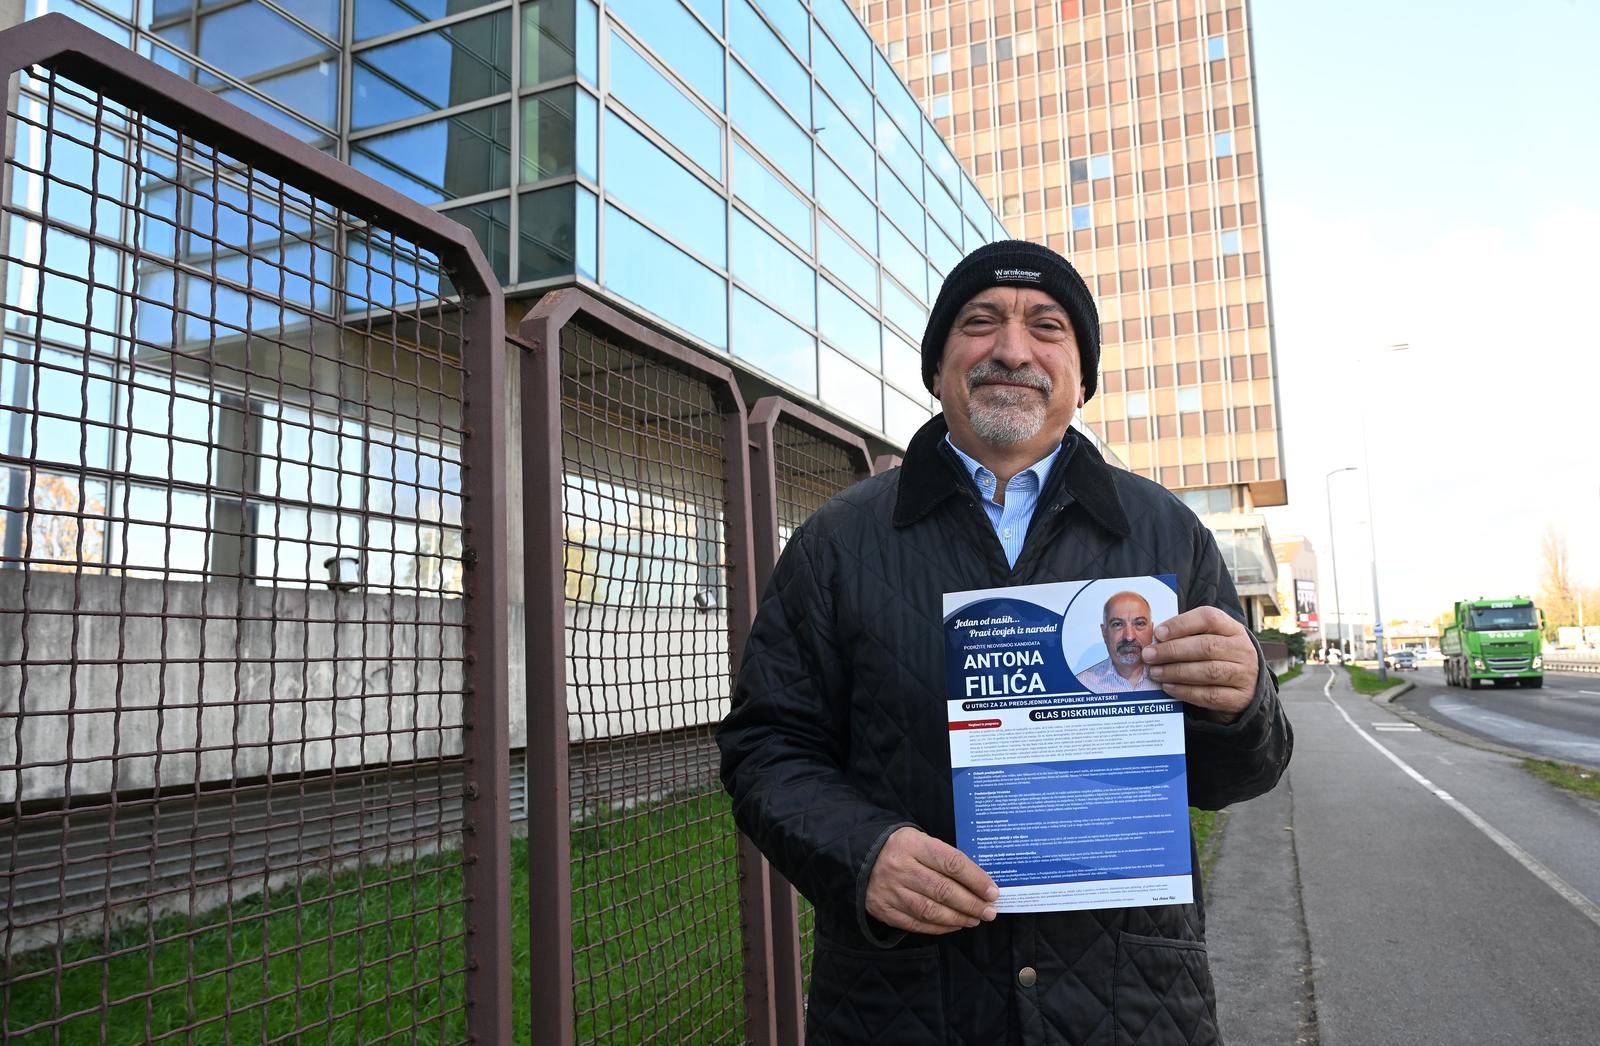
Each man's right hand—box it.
[865,826,1000,935]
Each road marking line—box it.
[1372,723,1420,731]
[1321,669,1600,931]
[1581,691,1600,697]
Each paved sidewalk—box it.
[1207,666,1600,1046]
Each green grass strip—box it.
[1345,663,1403,694]
[1523,758,1600,801]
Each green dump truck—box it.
[1440,597,1544,689]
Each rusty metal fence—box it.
[0,15,509,1044]
[0,16,899,1046]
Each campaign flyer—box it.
[943,576,1192,913]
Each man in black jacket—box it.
[718,240,1292,1045]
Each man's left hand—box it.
[1141,607,1259,723]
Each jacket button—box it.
[1017,966,1037,987]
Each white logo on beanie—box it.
[993,268,1042,283]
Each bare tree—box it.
[1538,525,1575,638]
[21,471,107,571]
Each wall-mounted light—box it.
[324,554,362,592]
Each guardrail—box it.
[1545,652,1600,675]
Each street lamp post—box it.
[1325,466,1356,660]
[1359,343,1409,682]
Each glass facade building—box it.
[0,0,1064,449]
[854,0,1287,513]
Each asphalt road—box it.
[1394,665,1600,769]
[1209,667,1600,1046]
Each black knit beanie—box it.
[921,240,1101,402]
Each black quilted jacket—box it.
[718,414,1293,1046]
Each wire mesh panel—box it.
[767,418,867,1006]
[558,320,744,1043]
[0,21,506,1044]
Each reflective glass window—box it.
[930,96,950,119]
[607,0,724,110]
[1125,391,1149,417]
[881,327,922,396]
[813,0,872,80]
[352,11,512,130]
[215,85,328,142]
[873,51,922,142]
[353,0,488,42]
[1215,132,1234,157]
[683,0,723,34]
[440,196,510,283]
[732,144,811,253]
[813,88,873,192]
[604,204,727,350]
[1220,230,1241,255]
[876,105,921,195]
[1207,34,1226,61]
[964,218,983,253]
[1089,153,1112,179]
[604,111,726,268]
[880,274,925,342]
[818,279,879,369]
[610,31,721,180]
[931,52,950,76]
[0,345,115,472]
[877,215,924,300]
[352,104,510,205]
[1071,205,1091,230]
[731,0,809,124]
[926,220,960,278]
[812,29,872,139]
[730,64,812,195]
[817,219,876,308]
[753,0,808,58]
[815,151,875,254]
[1070,157,1088,182]
[577,0,598,83]
[197,3,328,81]
[731,212,815,327]
[519,183,596,282]
[877,161,924,248]
[884,384,929,445]
[960,176,993,232]
[274,0,340,37]
[819,345,882,430]
[924,172,962,243]
[732,290,816,395]
[245,63,338,130]
[520,87,596,184]
[522,0,577,84]
[1178,387,1202,413]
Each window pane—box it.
[731,212,814,327]
[813,86,873,192]
[519,184,596,282]
[732,289,815,394]
[351,10,512,130]
[603,110,726,268]
[352,104,511,205]
[877,215,924,300]
[275,0,340,37]
[817,279,878,369]
[817,219,875,308]
[607,0,724,109]
[732,144,811,253]
[880,274,925,342]
[603,205,727,350]
[1089,153,1112,179]
[249,62,338,129]
[876,105,922,196]
[812,28,871,140]
[815,150,875,254]
[876,160,924,249]
[441,197,510,284]
[353,0,489,42]
[519,87,590,184]
[730,64,812,195]
[577,0,598,83]
[819,345,882,430]
[0,344,115,471]
[609,31,721,181]
[522,0,577,84]
[753,0,807,58]
[1215,132,1234,158]
[881,327,921,396]
[197,3,328,81]
[873,51,922,142]
[731,0,809,125]
[813,0,872,80]
[884,384,930,445]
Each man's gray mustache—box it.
[966,363,1052,394]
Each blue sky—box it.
[1249,0,1600,621]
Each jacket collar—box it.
[891,413,1131,539]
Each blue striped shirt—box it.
[944,436,1065,568]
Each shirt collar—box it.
[944,434,1063,495]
